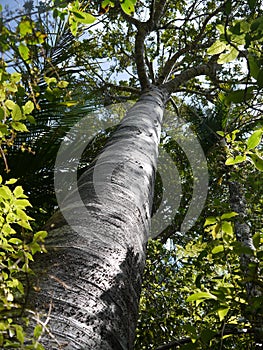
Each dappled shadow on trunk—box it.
[27,230,145,350]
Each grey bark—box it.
[28,87,167,349]
[229,181,263,348]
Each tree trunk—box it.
[229,181,263,348]
[28,87,167,349]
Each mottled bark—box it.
[229,181,257,291]
[28,87,167,349]
[229,181,263,348]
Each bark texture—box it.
[28,87,167,349]
[229,181,263,348]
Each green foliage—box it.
[204,212,238,239]
[224,87,255,105]
[207,4,263,92]
[0,175,48,347]
[224,128,263,171]
[0,67,36,173]
[0,8,51,348]
[52,0,137,35]
[136,218,263,349]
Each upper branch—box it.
[157,1,228,85]
[135,25,151,90]
[120,0,169,90]
[162,62,221,95]
[148,0,169,30]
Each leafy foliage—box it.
[0,177,47,348]
[136,218,262,349]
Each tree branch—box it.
[162,62,222,94]
[135,25,151,90]
[148,0,169,30]
[157,2,228,85]
[104,82,140,94]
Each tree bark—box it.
[28,87,168,349]
[229,181,263,348]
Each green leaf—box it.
[182,324,197,336]
[186,292,217,302]
[225,87,254,104]
[218,307,230,321]
[18,220,32,230]
[257,70,263,88]
[102,0,111,7]
[216,24,225,35]
[5,100,22,120]
[230,20,250,35]
[216,131,225,137]
[11,104,22,121]
[27,115,36,124]
[225,155,246,165]
[0,186,12,199]
[0,107,4,120]
[248,154,263,171]
[224,0,231,15]
[22,101,34,115]
[221,221,233,235]
[14,199,32,208]
[207,41,227,55]
[204,216,217,226]
[15,325,24,344]
[218,46,239,64]
[247,130,262,150]
[9,238,22,245]
[68,15,78,36]
[0,124,8,137]
[19,20,33,37]
[248,0,257,10]
[5,178,17,185]
[251,15,263,32]
[221,212,238,220]
[10,72,22,83]
[16,208,32,221]
[18,43,30,61]
[33,230,48,242]
[44,76,57,85]
[33,324,43,338]
[252,232,260,249]
[248,55,260,79]
[212,245,224,254]
[200,329,217,344]
[29,241,41,254]
[10,122,29,132]
[5,99,16,110]
[57,80,69,88]
[211,223,220,239]
[2,223,16,235]
[13,185,27,198]
[121,0,135,15]
[71,10,96,24]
